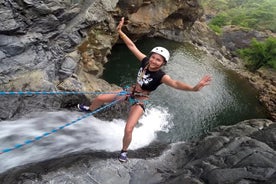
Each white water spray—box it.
[0,106,171,173]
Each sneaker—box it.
[77,104,90,112]
[118,151,128,162]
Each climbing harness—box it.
[125,85,149,111]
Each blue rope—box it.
[0,91,129,96]
[0,97,123,155]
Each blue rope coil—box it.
[0,97,123,155]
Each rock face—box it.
[234,68,276,120]
[0,119,275,184]
[0,0,203,120]
[221,26,276,54]
[118,0,203,40]
[0,0,117,119]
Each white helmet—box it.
[150,46,170,63]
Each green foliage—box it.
[200,0,228,13]
[210,13,228,27]
[201,0,276,33]
[209,24,222,34]
[208,13,228,33]
[238,37,276,71]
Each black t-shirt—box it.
[136,57,165,91]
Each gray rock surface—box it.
[0,0,203,120]
[0,119,275,184]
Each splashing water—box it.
[0,106,171,173]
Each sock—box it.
[121,150,127,155]
[83,105,90,110]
